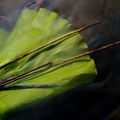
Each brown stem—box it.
[25,1,35,8]
[0,84,59,91]
[0,40,119,87]
[0,21,101,70]
[0,16,8,21]
[0,63,53,87]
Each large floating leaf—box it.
[0,8,97,118]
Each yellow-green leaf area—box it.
[0,8,97,118]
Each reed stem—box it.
[0,16,8,21]
[0,40,119,87]
[0,84,59,91]
[0,21,101,69]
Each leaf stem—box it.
[0,21,101,69]
[0,40,119,87]
[0,63,53,87]
[0,16,8,21]
[0,84,59,91]
[25,1,35,8]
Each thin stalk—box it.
[0,21,101,70]
[55,40,120,66]
[0,84,59,91]
[0,40,119,87]
[25,0,42,12]
[0,63,53,87]
[25,1,35,8]
[35,2,41,12]
[0,16,8,21]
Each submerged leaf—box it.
[0,8,97,118]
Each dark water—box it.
[0,0,120,119]
[0,0,32,30]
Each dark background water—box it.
[0,0,120,119]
